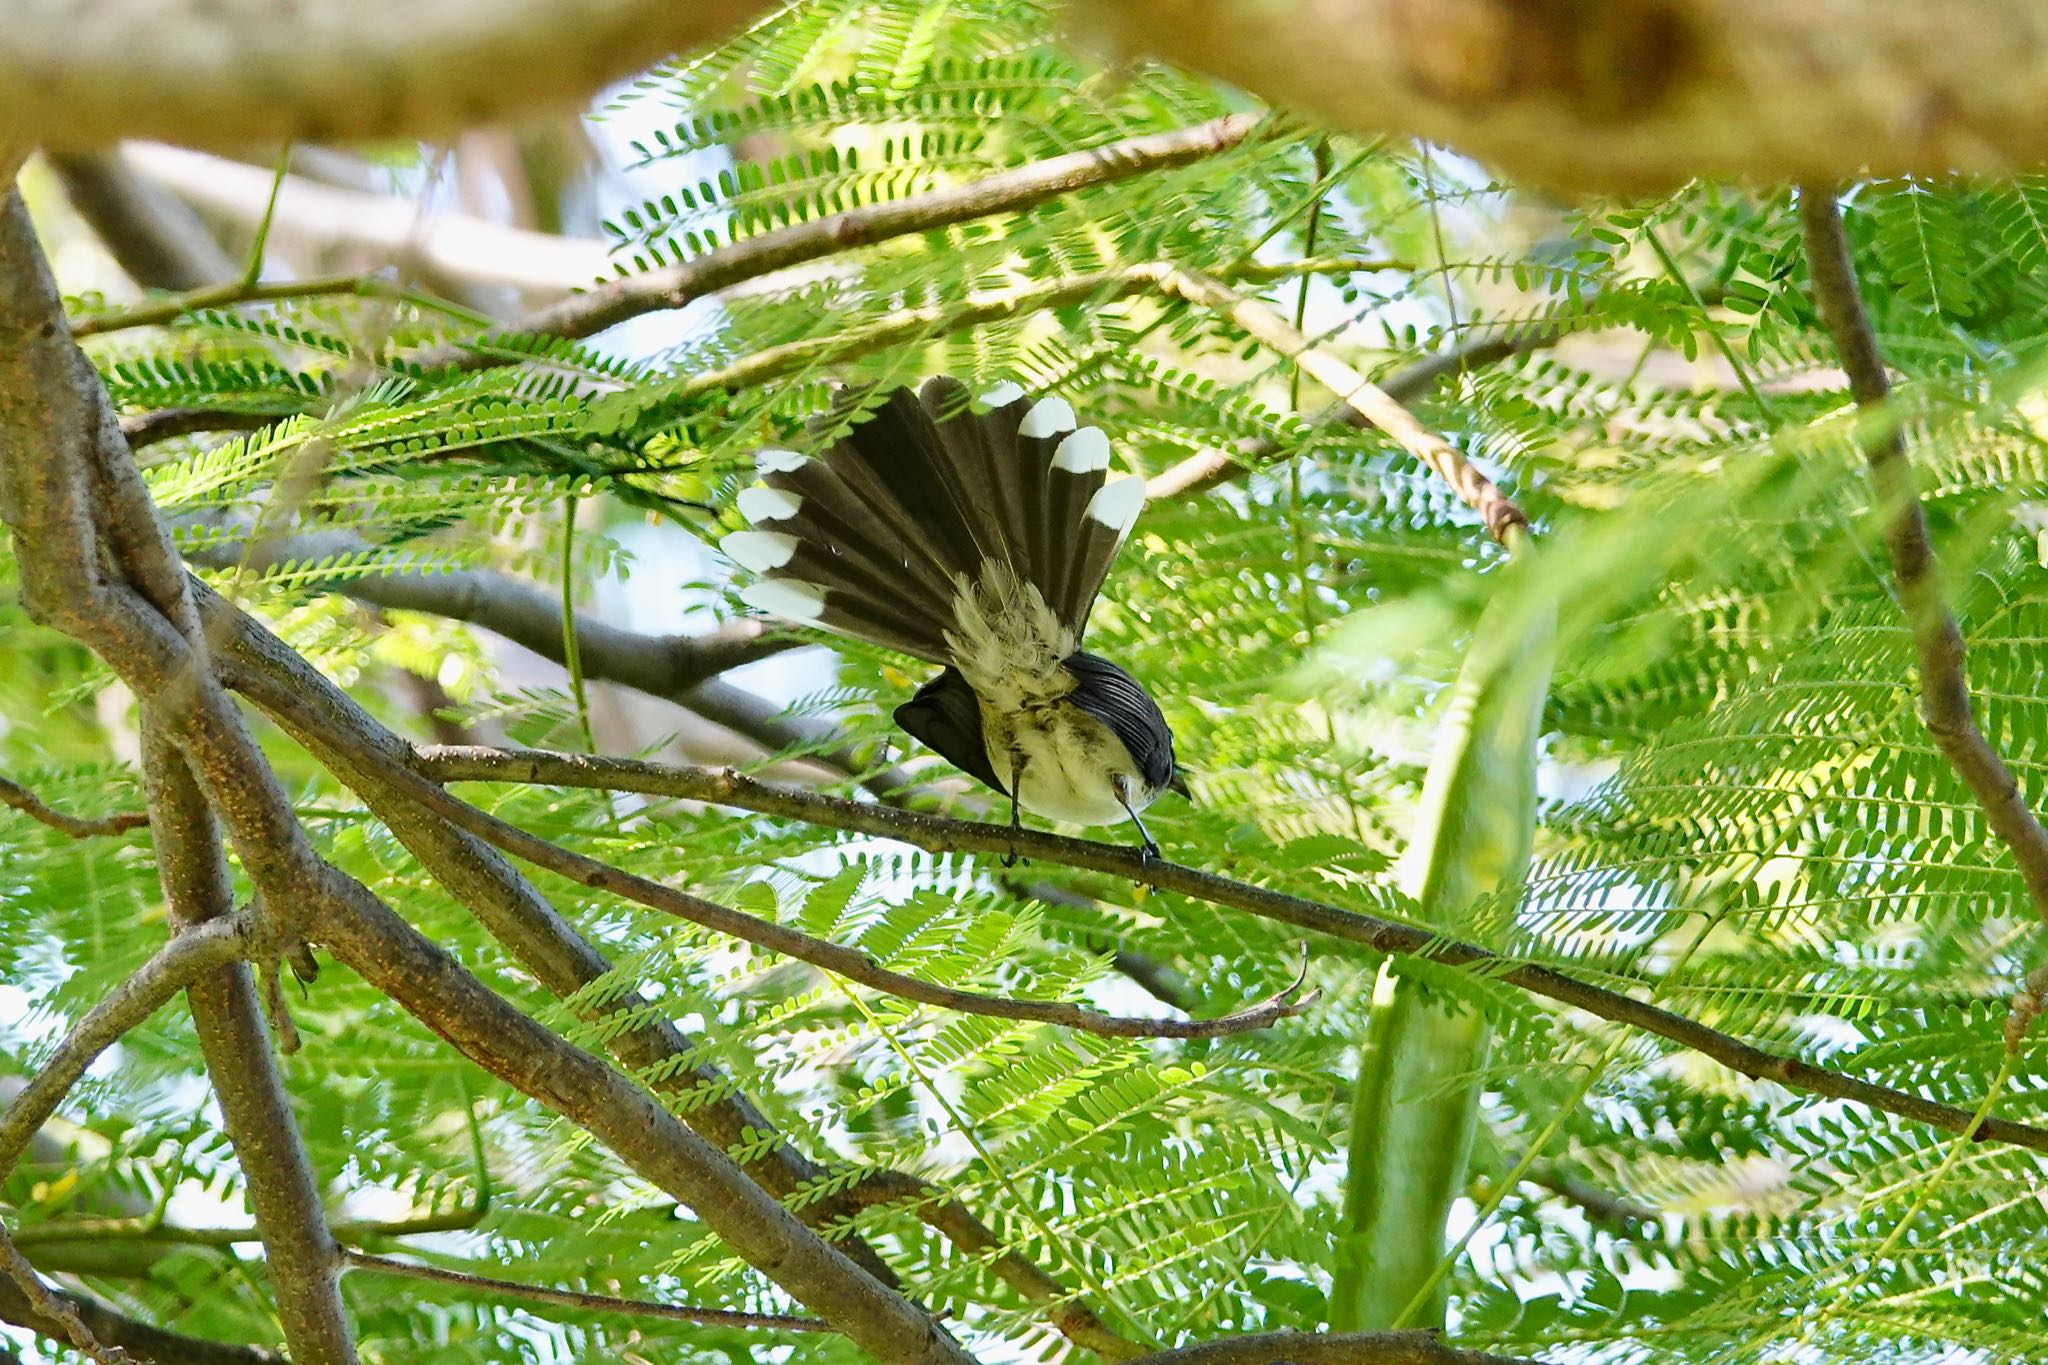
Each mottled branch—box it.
[4,1,775,151]
[1075,0,2048,194]
[139,722,357,1365]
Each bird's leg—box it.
[1004,749,1027,868]
[1115,780,1162,866]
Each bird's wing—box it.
[893,668,1006,794]
[1061,651,1178,793]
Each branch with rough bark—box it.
[404,743,2048,1155]
[4,0,774,151]
[1074,1,2048,194]
[0,1277,283,1365]
[197,583,1140,1357]
[0,184,972,1365]
[139,722,356,1364]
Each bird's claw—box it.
[1137,837,1162,867]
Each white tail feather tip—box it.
[978,380,1026,407]
[737,486,802,523]
[723,530,799,572]
[739,578,827,621]
[755,447,808,474]
[1018,396,1077,439]
[1085,476,1146,537]
[1053,427,1111,473]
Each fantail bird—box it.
[723,376,1185,859]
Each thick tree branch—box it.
[123,146,615,296]
[303,866,975,1365]
[0,185,971,1365]
[341,1250,829,1332]
[0,1278,283,1365]
[4,1,775,152]
[407,744,2048,1155]
[1075,1,2048,194]
[0,774,150,837]
[139,722,357,1365]
[183,526,792,696]
[1121,1330,1542,1365]
[196,587,1137,1357]
[0,917,247,1180]
[47,151,237,291]
[1797,188,2048,925]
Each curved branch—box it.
[4,1,774,152]
[183,528,792,695]
[0,773,149,837]
[0,1277,283,1365]
[1798,187,2048,927]
[409,743,2048,1156]
[246,684,1317,1041]
[0,917,248,1180]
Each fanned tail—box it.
[724,377,1146,662]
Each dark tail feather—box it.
[727,378,1145,657]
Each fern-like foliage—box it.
[5,3,2047,1363]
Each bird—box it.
[722,375,1185,861]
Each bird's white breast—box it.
[983,703,1156,828]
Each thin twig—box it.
[14,1203,483,1249]
[1797,186,2048,917]
[1119,1329,1543,1365]
[1798,188,2048,1052]
[69,274,397,338]
[410,743,2048,1156]
[1150,265,1528,542]
[428,113,1267,367]
[0,1222,131,1363]
[342,1250,828,1331]
[255,697,1317,1041]
[0,774,148,837]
